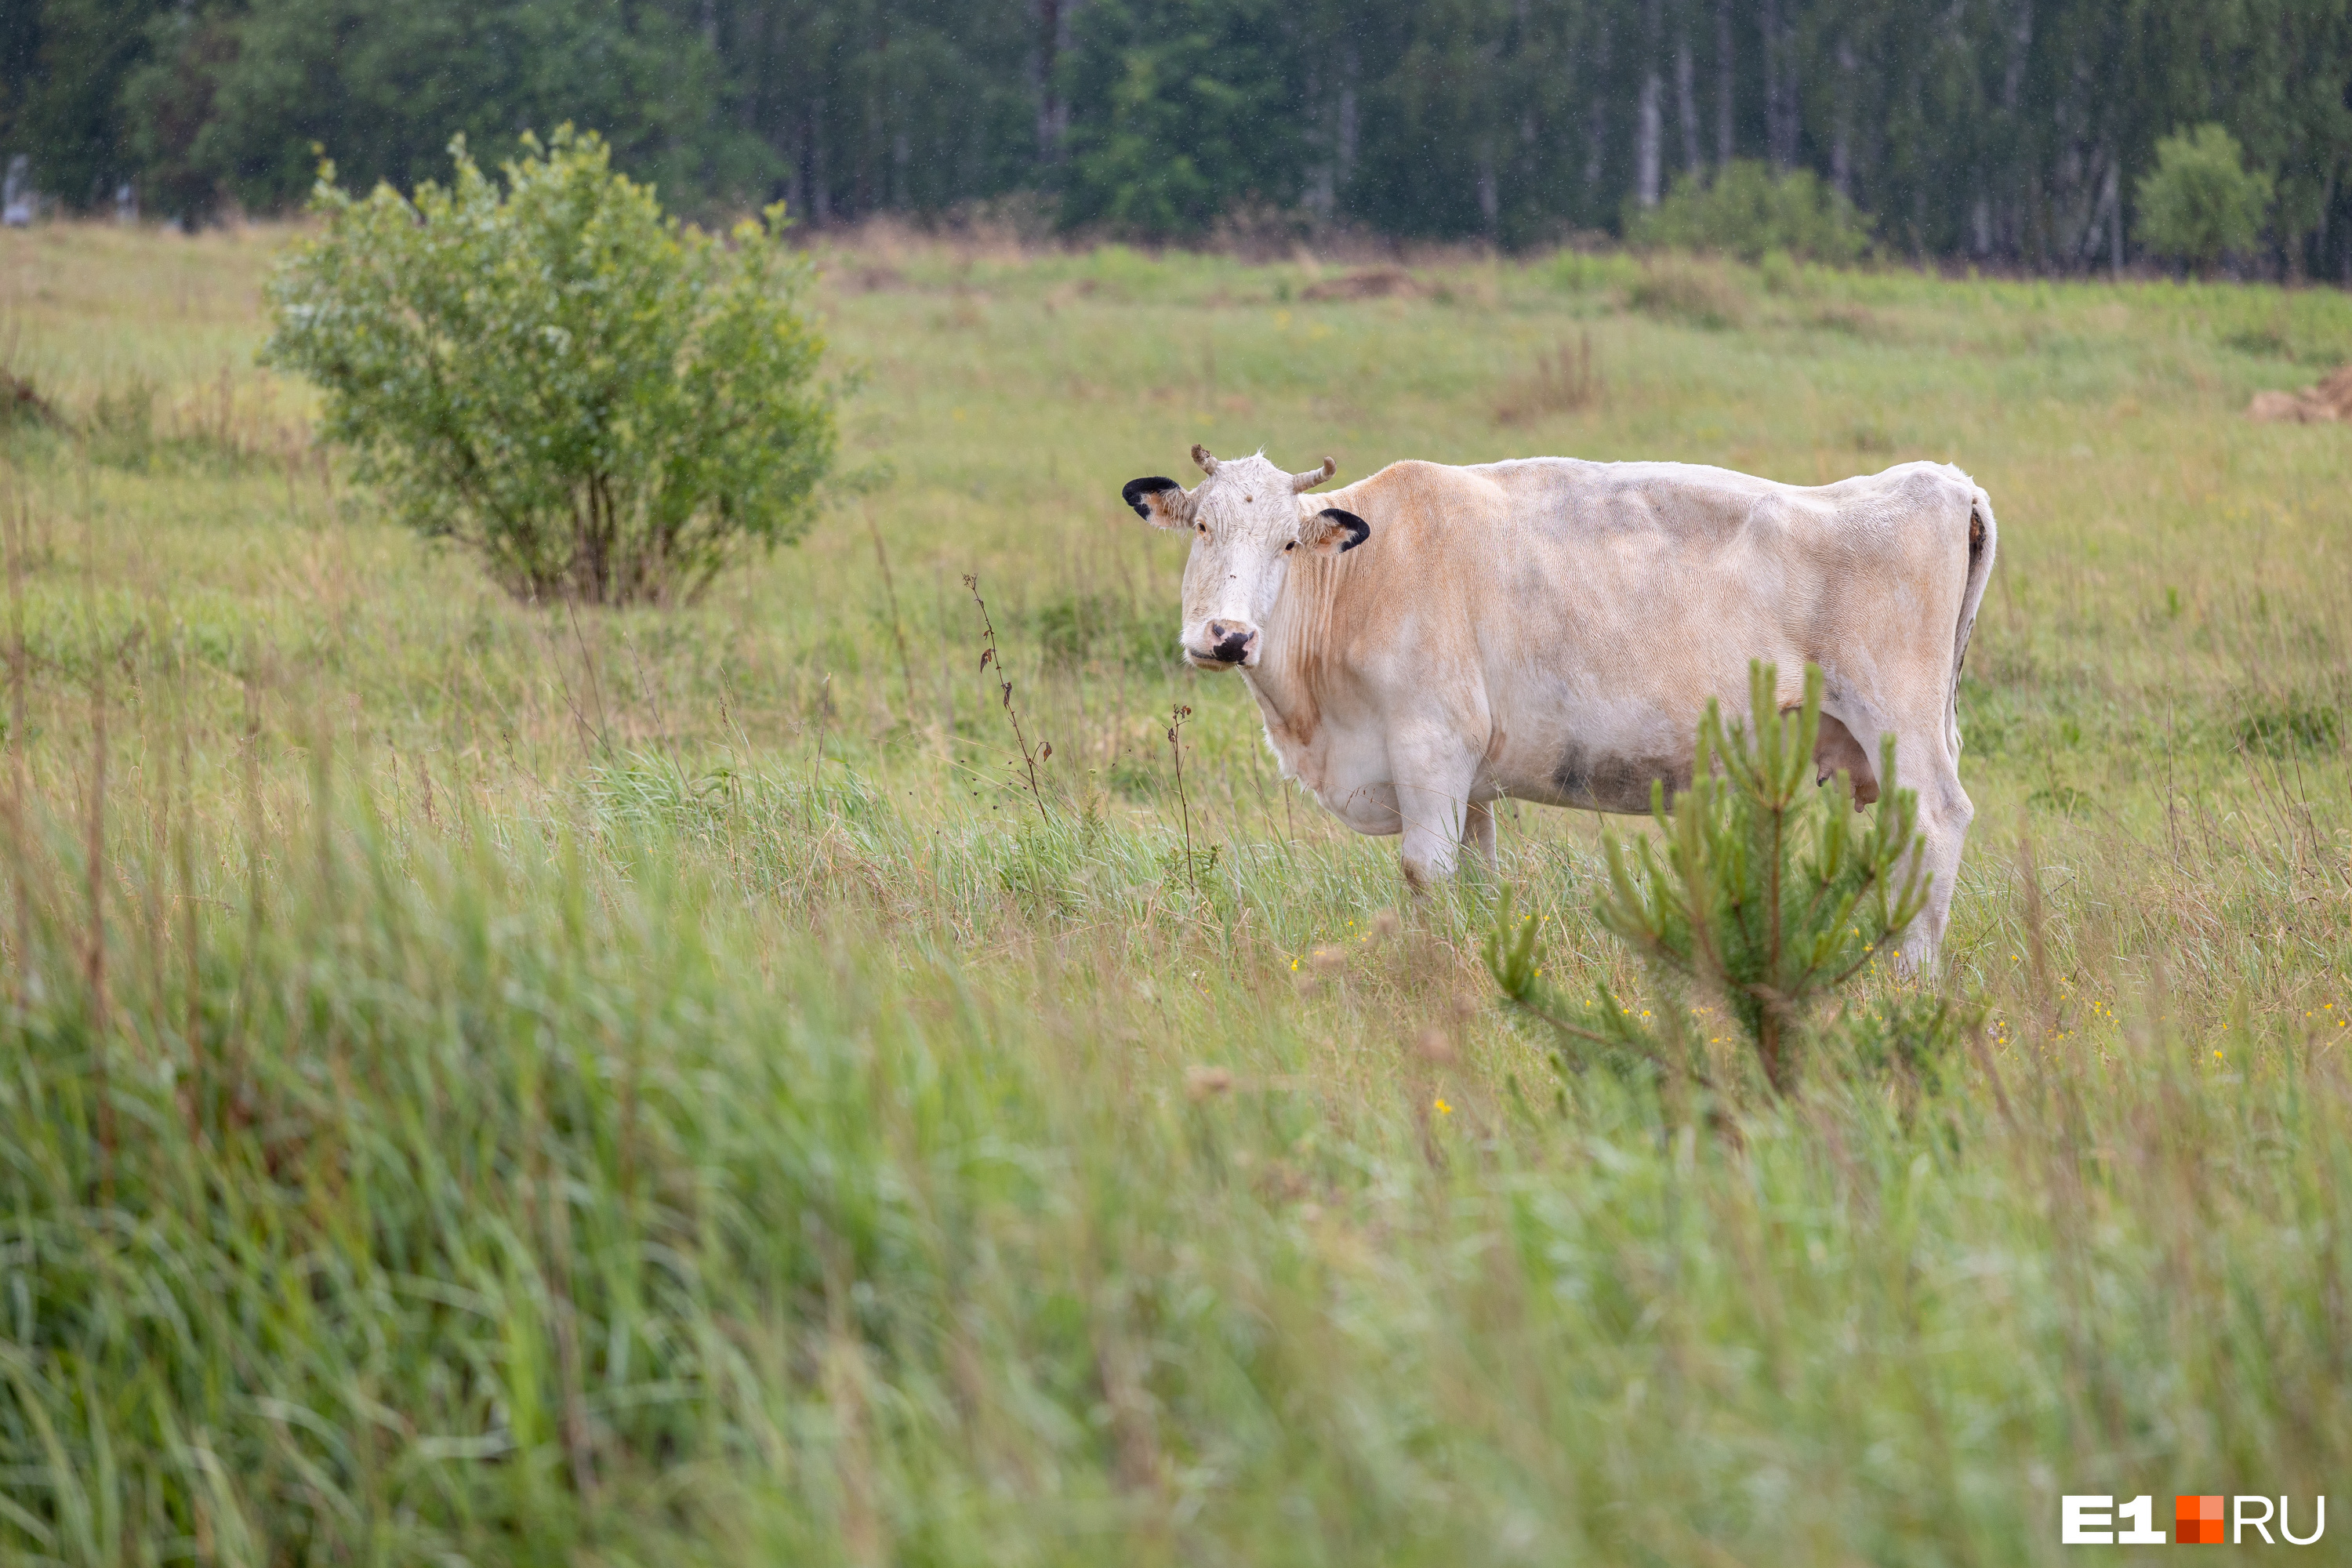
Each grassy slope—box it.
[0,220,2347,1564]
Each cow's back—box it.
[1290,455,1977,810]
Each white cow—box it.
[1120,445,1996,965]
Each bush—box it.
[1628,160,1871,265]
[263,126,836,605]
[2136,124,2273,276]
[1487,663,1946,1099]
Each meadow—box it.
[1,218,2349,1564]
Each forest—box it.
[5,0,2352,274]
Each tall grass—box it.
[0,220,2347,1561]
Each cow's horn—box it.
[1290,457,1337,493]
[1191,444,1218,475]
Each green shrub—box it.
[1487,663,1943,1098]
[263,125,836,606]
[2136,124,2273,276]
[1628,160,1871,264]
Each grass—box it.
[0,216,2348,1563]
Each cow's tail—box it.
[1947,478,1997,758]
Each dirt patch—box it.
[1299,267,1427,302]
[2247,365,2352,423]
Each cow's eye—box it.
[1285,541,1297,551]
[1196,523,1207,533]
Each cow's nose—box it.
[1205,619,1257,663]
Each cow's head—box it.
[1120,445,1370,670]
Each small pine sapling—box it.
[1488,662,1940,1098]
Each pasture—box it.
[2,219,2349,1563]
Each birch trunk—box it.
[1637,0,1664,206]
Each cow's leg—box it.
[1892,731,1975,973]
[1818,676,1973,972]
[1461,798,1497,866]
[1390,736,1481,893]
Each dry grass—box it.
[1298,265,1429,301]
[0,220,2347,1563]
[2246,361,2352,421]
[1495,331,1603,423]
[1627,252,1751,328]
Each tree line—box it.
[5,0,2351,277]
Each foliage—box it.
[9,1,2352,271]
[2136,123,2276,274]
[1487,664,1936,1098]
[1058,0,1305,237]
[0,0,170,208]
[1628,160,1872,264]
[262,127,834,605]
[122,0,764,220]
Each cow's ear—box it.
[1300,506,1370,555]
[1121,476,1191,528]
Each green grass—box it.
[0,218,2348,1564]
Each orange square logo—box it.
[2176,1494,2225,1544]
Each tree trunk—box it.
[1715,0,1733,171]
[2313,168,2335,285]
[1676,4,1700,176]
[2002,0,2033,263]
[1032,0,1082,166]
[2107,156,2123,276]
[1338,38,1359,197]
[1637,78,1662,207]
[1763,0,1799,171]
[809,99,829,226]
[1830,37,1854,198]
[1636,0,1663,206]
[1584,13,1611,195]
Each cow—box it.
[1119,445,1996,967]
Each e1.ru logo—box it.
[2062,1494,2325,1544]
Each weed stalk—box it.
[866,506,919,725]
[965,573,1051,826]
[1168,702,1196,895]
[82,503,118,1200]
[5,495,28,1010]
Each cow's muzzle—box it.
[1185,619,1258,669]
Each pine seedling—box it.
[1489,662,1930,1097]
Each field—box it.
[2,219,2350,1564]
